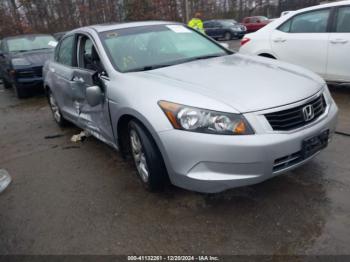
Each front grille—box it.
[17,66,42,78]
[265,94,326,131]
[273,151,302,172]
[32,67,43,77]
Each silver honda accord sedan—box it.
[43,21,338,193]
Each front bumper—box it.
[14,76,43,88]
[157,102,338,193]
[231,30,246,38]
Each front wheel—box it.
[128,120,167,191]
[14,84,28,99]
[2,78,12,89]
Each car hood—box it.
[143,54,324,113]
[11,49,54,67]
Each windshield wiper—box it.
[11,50,30,53]
[184,54,225,62]
[126,54,226,73]
[31,48,52,51]
[126,63,173,72]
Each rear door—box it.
[326,5,350,82]
[271,8,331,78]
[49,35,78,121]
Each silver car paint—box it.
[44,22,338,193]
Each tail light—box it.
[240,38,251,46]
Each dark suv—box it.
[203,19,247,40]
[0,34,57,98]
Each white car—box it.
[240,0,350,84]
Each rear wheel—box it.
[47,88,68,127]
[128,120,167,191]
[223,32,231,41]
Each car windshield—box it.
[6,35,57,52]
[99,24,229,73]
[258,16,269,21]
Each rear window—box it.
[278,9,330,33]
[336,6,350,32]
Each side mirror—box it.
[86,85,103,107]
[220,42,230,49]
[256,20,261,23]
[0,51,4,58]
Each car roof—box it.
[74,21,178,33]
[295,0,350,13]
[205,19,237,22]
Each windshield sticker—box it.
[106,32,119,38]
[166,25,192,33]
[48,41,58,47]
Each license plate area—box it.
[302,130,329,159]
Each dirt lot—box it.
[0,60,349,255]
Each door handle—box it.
[330,39,348,44]
[72,76,85,83]
[273,38,286,43]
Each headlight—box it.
[232,26,242,31]
[158,101,254,135]
[12,58,31,66]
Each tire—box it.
[2,78,12,89]
[223,32,231,41]
[14,84,28,98]
[128,120,167,191]
[47,88,68,127]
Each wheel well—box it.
[44,85,50,95]
[118,115,157,158]
[117,115,134,157]
[258,53,276,59]
[117,115,167,168]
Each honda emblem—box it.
[302,105,314,122]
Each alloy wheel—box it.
[49,93,61,123]
[130,129,149,183]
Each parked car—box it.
[242,16,271,32]
[203,19,247,40]
[0,34,57,98]
[44,21,337,193]
[240,1,350,84]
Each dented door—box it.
[71,69,114,144]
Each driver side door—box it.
[72,34,114,144]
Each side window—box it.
[336,6,350,32]
[212,22,220,28]
[79,36,103,72]
[278,19,292,32]
[290,9,330,33]
[57,35,74,66]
